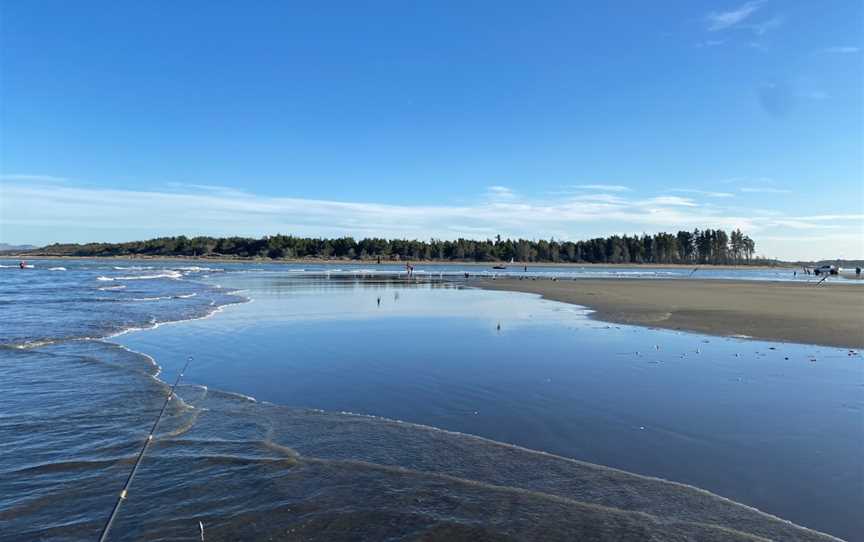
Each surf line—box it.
[98,356,193,542]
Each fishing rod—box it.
[98,356,193,542]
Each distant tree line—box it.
[30,228,764,264]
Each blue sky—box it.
[1,0,862,260]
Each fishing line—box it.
[98,356,193,542]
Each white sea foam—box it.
[48,267,67,271]
[10,338,57,349]
[98,285,127,291]
[97,276,114,281]
[113,265,154,270]
[108,294,249,341]
[108,341,162,373]
[175,266,223,272]
[116,271,183,280]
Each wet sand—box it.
[476,278,864,348]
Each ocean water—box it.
[1,259,861,541]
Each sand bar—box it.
[476,278,864,348]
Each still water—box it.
[2,260,861,541]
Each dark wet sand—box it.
[476,278,864,348]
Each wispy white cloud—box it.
[740,186,791,194]
[750,217,862,241]
[696,40,726,48]
[639,196,698,207]
[816,46,860,55]
[706,1,764,31]
[791,214,864,221]
[161,182,253,199]
[669,189,735,198]
[721,175,776,184]
[0,173,69,183]
[574,193,628,204]
[765,219,842,230]
[721,177,792,194]
[486,185,516,200]
[748,15,783,35]
[570,184,630,192]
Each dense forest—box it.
[26,229,764,265]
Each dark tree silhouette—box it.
[30,229,761,265]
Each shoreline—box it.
[3,254,796,271]
[475,278,864,349]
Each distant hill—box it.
[0,243,37,252]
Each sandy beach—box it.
[477,278,864,348]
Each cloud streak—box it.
[570,184,631,192]
[706,1,764,31]
[722,177,792,195]
[485,185,516,200]
[816,46,860,54]
[748,15,783,36]
[696,40,726,48]
[670,189,735,198]
[0,174,69,183]
[740,187,791,194]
